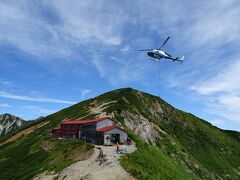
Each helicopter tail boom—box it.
[173,56,184,63]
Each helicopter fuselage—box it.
[147,49,173,60]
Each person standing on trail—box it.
[127,137,131,145]
[115,142,120,153]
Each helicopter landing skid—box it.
[148,58,160,63]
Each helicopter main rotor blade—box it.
[158,36,170,49]
[139,49,153,51]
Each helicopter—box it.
[139,36,184,63]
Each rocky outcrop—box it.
[0,113,26,136]
[121,111,164,144]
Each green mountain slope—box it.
[0,88,240,179]
[94,88,240,179]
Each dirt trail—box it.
[0,121,49,146]
[35,144,137,180]
[88,100,117,118]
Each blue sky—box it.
[1,0,240,131]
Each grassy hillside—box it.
[94,88,240,179]
[0,88,240,179]
[0,118,45,144]
[120,131,196,180]
[0,99,95,180]
[0,138,93,180]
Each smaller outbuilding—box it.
[97,125,128,145]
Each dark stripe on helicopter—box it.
[165,52,172,56]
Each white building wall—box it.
[96,119,113,130]
[104,128,128,145]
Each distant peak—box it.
[0,113,25,120]
[0,113,14,117]
[110,87,146,94]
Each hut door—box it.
[111,134,120,143]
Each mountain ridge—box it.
[0,113,27,136]
[0,87,240,179]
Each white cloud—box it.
[120,46,130,52]
[133,0,240,49]
[0,1,127,60]
[206,106,239,123]
[92,53,154,86]
[80,89,91,99]
[110,56,119,61]
[2,0,240,85]
[204,95,240,122]
[0,91,76,104]
[209,119,225,126]
[1,81,11,85]
[21,105,56,115]
[191,59,240,122]
[0,103,11,108]
[0,79,11,85]
[218,95,240,112]
[0,0,239,61]
[54,1,126,45]
[92,54,106,78]
[191,60,240,95]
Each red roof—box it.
[97,125,125,133]
[61,117,112,125]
